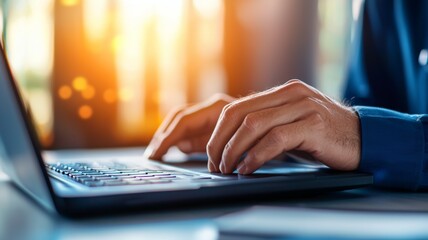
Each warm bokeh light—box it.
[118,88,134,102]
[3,0,227,148]
[81,85,95,99]
[83,0,108,44]
[78,105,93,120]
[72,76,88,91]
[111,35,124,53]
[193,0,222,18]
[58,85,72,100]
[103,89,117,104]
[61,0,79,7]
[2,0,353,148]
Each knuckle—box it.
[267,127,285,145]
[211,93,231,105]
[242,113,261,131]
[171,105,187,114]
[222,103,240,122]
[312,112,324,123]
[302,97,318,111]
[206,141,216,156]
[286,79,302,85]
[287,81,311,95]
[246,151,261,166]
[175,111,191,125]
[275,79,299,92]
[211,93,227,101]
[222,142,233,158]
[309,112,325,130]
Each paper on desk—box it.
[215,206,428,239]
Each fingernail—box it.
[208,161,217,172]
[143,146,153,159]
[219,162,226,173]
[237,162,247,174]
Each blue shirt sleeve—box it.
[355,106,428,190]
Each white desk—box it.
[1,149,428,239]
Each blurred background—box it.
[0,0,362,149]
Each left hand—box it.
[208,79,361,175]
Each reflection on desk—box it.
[217,206,428,239]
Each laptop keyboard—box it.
[46,163,216,187]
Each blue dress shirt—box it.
[344,0,428,190]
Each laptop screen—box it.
[0,42,54,211]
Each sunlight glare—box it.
[61,0,79,7]
[83,0,108,44]
[193,0,222,18]
[115,0,148,135]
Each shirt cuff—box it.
[354,106,425,190]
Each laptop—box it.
[0,43,373,217]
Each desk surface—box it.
[1,149,428,240]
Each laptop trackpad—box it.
[167,156,324,180]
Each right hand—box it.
[144,94,235,160]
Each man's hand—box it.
[145,93,235,159]
[146,80,361,175]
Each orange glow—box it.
[61,0,79,7]
[118,88,134,102]
[58,85,72,100]
[6,0,226,148]
[72,76,88,91]
[78,105,93,120]
[81,85,95,99]
[111,35,124,53]
[193,0,222,18]
[103,89,117,103]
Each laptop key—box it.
[75,177,95,182]
[99,171,121,174]
[103,180,127,186]
[79,170,100,174]
[116,176,137,180]
[132,174,155,178]
[107,173,130,177]
[148,179,172,184]
[151,173,171,176]
[95,176,118,180]
[143,171,165,173]
[126,181,150,185]
[124,179,151,185]
[84,181,105,187]
[157,175,176,179]
[118,170,140,173]
[84,174,105,178]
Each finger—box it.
[149,97,226,160]
[237,120,307,175]
[145,105,189,157]
[220,97,318,173]
[148,109,211,159]
[176,133,211,154]
[155,105,191,137]
[207,80,315,172]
